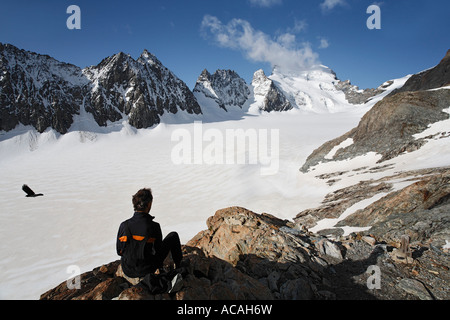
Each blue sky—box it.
[0,0,449,89]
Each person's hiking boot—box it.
[168,273,183,294]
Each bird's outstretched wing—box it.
[22,184,36,197]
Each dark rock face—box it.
[0,43,88,133]
[0,43,202,134]
[390,49,450,94]
[334,79,392,105]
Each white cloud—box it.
[201,15,320,73]
[287,19,307,34]
[248,0,282,8]
[320,0,346,11]
[318,38,329,49]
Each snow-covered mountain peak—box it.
[138,49,162,67]
[267,65,351,113]
[0,43,201,134]
[193,68,250,112]
[0,42,88,88]
[272,64,337,82]
[251,69,273,102]
[198,69,211,81]
[248,69,292,113]
[252,69,271,89]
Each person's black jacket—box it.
[116,212,163,278]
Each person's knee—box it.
[167,232,180,242]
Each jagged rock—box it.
[334,79,392,105]
[294,165,450,300]
[187,207,313,265]
[317,228,345,239]
[295,180,393,229]
[40,246,274,301]
[73,277,128,300]
[361,236,377,246]
[336,168,450,229]
[40,260,122,300]
[316,239,343,261]
[397,278,433,300]
[117,286,156,300]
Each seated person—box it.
[116,188,182,283]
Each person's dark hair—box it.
[132,188,153,212]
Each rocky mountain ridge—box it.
[0,43,88,133]
[1,43,399,136]
[83,49,202,129]
[0,43,201,134]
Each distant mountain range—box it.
[0,43,201,134]
[0,42,403,134]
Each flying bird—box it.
[22,184,44,197]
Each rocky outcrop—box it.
[336,168,450,230]
[41,207,325,300]
[0,43,201,134]
[334,79,393,105]
[294,166,450,300]
[296,167,450,249]
[390,49,450,94]
[41,206,449,300]
[40,247,274,301]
